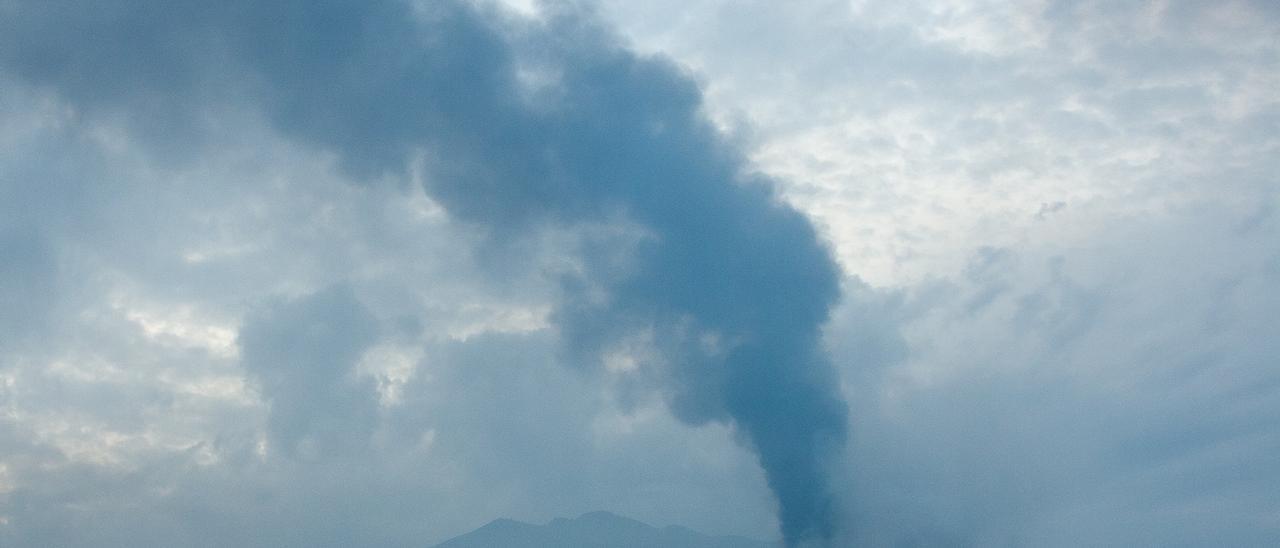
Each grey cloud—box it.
[0,324,776,547]
[238,285,381,457]
[598,0,1279,283]
[829,197,1280,545]
[0,228,56,352]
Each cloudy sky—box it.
[1,0,1278,546]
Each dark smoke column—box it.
[243,3,852,544]
[0,0,850,544]
[503,12,852,543]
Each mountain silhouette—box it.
[433,511,777,548]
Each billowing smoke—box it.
[2,0,848,543]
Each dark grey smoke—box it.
[1,1,848,543]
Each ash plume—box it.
[1,0,848,543]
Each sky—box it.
[1,0,1278,546]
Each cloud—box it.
[827,195,1280,545]
[597,0,1280,284]
[238,285,382,457]
[0,228,56,352]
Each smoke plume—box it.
[2,0,848,542]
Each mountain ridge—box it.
[434,511,777,548]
